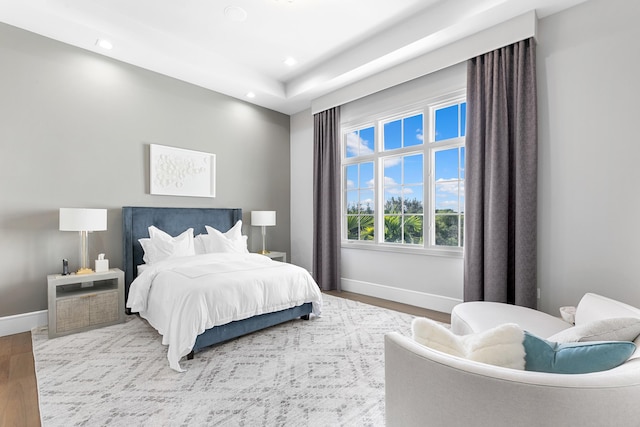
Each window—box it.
[342,94,466,252]
[382,113,424,244]
[345,127,375,241]
[432,100,466,248]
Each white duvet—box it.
[126,253,322,372]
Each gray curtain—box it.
[313,107,341,291]
[464,38,538,308]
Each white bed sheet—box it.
[126,253,323,372]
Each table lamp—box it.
[251,211,276,254]
[59,208,107,274]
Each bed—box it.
[122,206,322,372]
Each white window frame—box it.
[341,90,466,257]
[428,95,466,250]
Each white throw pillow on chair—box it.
[412,317,526,370]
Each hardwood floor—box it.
[0,332,40,427]
[324,290,451,324]
[0,291,449,427]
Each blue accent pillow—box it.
[523,332,636,374]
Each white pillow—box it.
[138,238,159,264]
[148,225,194,246]
[139,226,195,264]
[194,234,207,255]
[203,221,249,254]
[412,317,526,370]
[209,220,243,241]
[548,317,640,343]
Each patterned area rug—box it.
[32,294,425,426]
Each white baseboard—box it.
[0,310,48,337]
[341,278,461,314]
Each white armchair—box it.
[385,294,640,427]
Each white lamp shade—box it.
[251,211,276,227]
[59,208,107,231]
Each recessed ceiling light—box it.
[224,6,248,22]
[284,57,297,67]
[246,92,256,98]
[96,38,113,50]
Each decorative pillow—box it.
[548,318,640,343]
[148,226,194,245]
[139,227,195,264]
[203,221,249,254]
[523,332,636,374]
[204,233,249,254]
[209,220,243,241]
[412,318,526,370]
[138,238,157,264]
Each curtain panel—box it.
[464,37,538,308]
[313,107,341,291]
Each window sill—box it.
[341,241,463,259]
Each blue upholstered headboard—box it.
[122,206,242,303]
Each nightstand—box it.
[260,251,287,263]
[47,268,125,338]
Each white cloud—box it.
[402,187,414,195]
[346,179,355,189]
[383,176,399,186]
[384,157,402,168]
[384,176,419,196]
[435,180,463,210]
[346,132,374,157]
[435,179,463,195]
[438,200,459,209]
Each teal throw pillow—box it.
[523,331,636,374]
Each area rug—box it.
[32,294,424,426]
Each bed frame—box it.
[122,206,312,358]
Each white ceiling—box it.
[0,0,587,115]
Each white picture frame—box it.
[150,144,216,198]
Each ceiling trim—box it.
[311,11,537,115]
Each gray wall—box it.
[291,0,640,314]
[289,109,314,273]
[536,0,640,311]
[0,23,291,317]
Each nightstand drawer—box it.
[56,297,90,333]
[89,290,119,325]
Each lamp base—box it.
[76,268,94,275]
[258,249,271,254]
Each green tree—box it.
[348,197,425,244]
[347,198,375,241]
[383,197,424,244]
[384,196,423,214]
[403,215,423,244]
[435,210,462,246]
[384,215,402,243]
[384,214,423,244]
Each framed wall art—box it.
[150,144,216,198]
